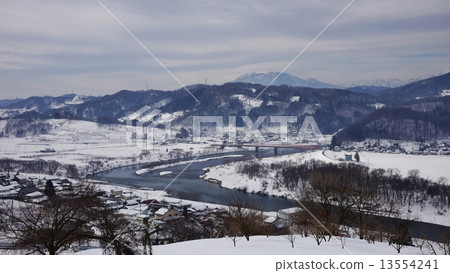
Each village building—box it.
[154,207,182,221]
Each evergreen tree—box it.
[44,180,56,198]
[354,152,360,162]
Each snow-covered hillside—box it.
[152,235,431,255]
[74,235,436,255]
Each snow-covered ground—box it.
[72,235,441,255]
[2,119,449,255]
[204,150,450,195]
[0,119,227,174]
[151,235,434,255]
[202,151,331,198]
[322,150,450,182]
[203,150,450,226]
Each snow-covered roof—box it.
[126,199,139,206]
[155,207,169,215]
[264,216,277,223]
[31,196,48,203]
[278,207,302,215]
[0,185,13,192]
[0,189,18,197]
[25,191,44,198]
[136,214,150,219]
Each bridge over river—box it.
[214,143,323,155]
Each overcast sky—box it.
[1,0,449,99]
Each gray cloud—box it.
[0,0,449,99]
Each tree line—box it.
[236,159,449,252]
[0,158,79,178]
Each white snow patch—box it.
[370,103,385,109]
[231,94,263,113]
[65,95,88,105]
[156,111,183,124]
[441,89,450,96]
[290,96,300,102]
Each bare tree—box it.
[285,225,297,248]
[224,195,264,242]
[93,206,138,255]
[0,184,101,255]
[303,170,353,237]
[385,220,411,254]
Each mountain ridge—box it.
[233,72,342,89]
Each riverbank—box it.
[135,153,244,175]
[93,150,298,211]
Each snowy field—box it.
[323,150,450,182]
[152,235,431,255]
[74,235,435,255]
[0,119,224,173]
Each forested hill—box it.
[331,96,450,146]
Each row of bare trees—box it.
[274,159,449,215]
[269,160,449,253]
[302,164,399,240]
[0,158,79,178]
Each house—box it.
[121,190,138,201]
[110,189,123,198]
[0,182,19,199]
[135,214,151,224]
[105,199,122,210]
[273,218,290,229]
[25,190,48,204]
[14,174,28,185]
[0,172,9,182]
[154,207,182,221]
[264,215,277,224]
[277,207,303,221]
[142,199,162,209]
[344,153,353,161]
[124,199,139,207]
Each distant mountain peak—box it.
[233,72,342,89]
[342,74,436,89]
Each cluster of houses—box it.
[98,187,306,244]
[2,171,308,245]
[0,172,72,203]
[98,188,216,222]
[338,140,450,156]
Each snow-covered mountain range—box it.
[233,72,342,89]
